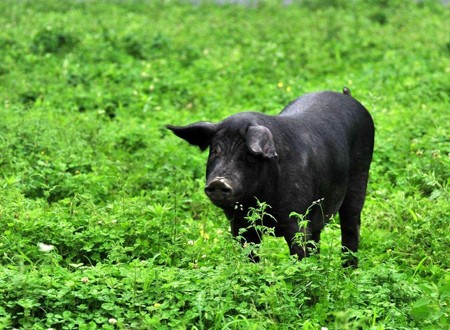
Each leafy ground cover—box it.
[0,0,449,328]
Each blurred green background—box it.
[0,0,449,329]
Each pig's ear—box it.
[246,125,278,159]
[166,122,218,151]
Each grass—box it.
[0,0,449,328]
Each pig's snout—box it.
[205,178,234,204]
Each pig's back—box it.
[279,91,373,140]
[280,91,364,117]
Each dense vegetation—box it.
[0,0,449,328]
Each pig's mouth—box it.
[204,177,241,207]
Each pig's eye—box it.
[211,146,221,156]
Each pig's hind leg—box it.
[338,171,370,268]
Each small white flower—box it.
[187,240,195,245]
[108,318,118,325]
[313,198,324,205]
[234,202,244,211]
[38,243,54,253]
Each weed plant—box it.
[0,0,449,328]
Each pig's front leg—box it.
[240,226,262,263]
[282,219,320,260]
[230,215,262,262]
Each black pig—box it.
[167,88,374,266]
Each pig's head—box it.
[167,116,278,208]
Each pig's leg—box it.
[242,228,262,262]
[231,221,262,263]
[283,220,320,260]
[339,171,369,267]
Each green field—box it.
[0,0,449,328]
